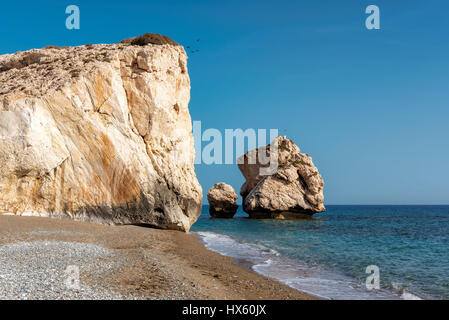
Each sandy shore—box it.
[0,216,315,300]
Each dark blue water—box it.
[191,205,449,300]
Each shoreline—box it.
[0,216,316,300]
[193,230,328,300]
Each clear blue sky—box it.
[1,0,448,205]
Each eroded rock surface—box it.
[0,34,202,231]
[238,136,325,218]
[207,183,238,218]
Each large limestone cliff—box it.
[0,34,202,231]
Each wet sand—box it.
[0,216,316,300]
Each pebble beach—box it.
[0,216,315,300]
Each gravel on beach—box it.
[0,241,127,300]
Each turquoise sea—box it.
[191,205,449,300]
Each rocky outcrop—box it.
[207,183,238,218]
[0,34,202,232]
[238,136,325,218]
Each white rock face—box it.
[207,183,238,218]
[0,34,202,231]
[238,136,325,218]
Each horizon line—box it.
[201,203,449,206]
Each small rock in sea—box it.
[207,183,239,218]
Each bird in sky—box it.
[185,39,201,54]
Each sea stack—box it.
[207,183,239,218]
[0,33,202,232]
[238,136,325,218]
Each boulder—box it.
[0,34,202,232]
[238,136,325,218]
[207,183,238,218]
